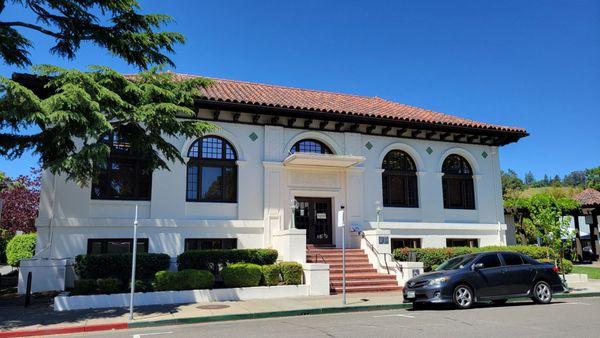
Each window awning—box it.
[283,153,365,168]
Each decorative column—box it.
[573,213,583,261]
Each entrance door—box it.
[294,197,333,245]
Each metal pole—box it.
[129,205,138,321]
[341,207,346,305]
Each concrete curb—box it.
[2,292,600,336]
[0,322,128,338]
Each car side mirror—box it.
[472,263,484,270]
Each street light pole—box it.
[128,205,138,321]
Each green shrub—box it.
[261,264,281,286]
[393,245,555,271]
[221,263,262,288]
[0,231,12,264]
[131,279,153,292]
[75,253,170,282]
[539,258,573,274]
[177,249,278,275]
[97,278,120,294]
[153,269,214,291]
[6,233,36,267]
[278,262,303,285]
[73,279,96,295]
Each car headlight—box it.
[427,277,449,286]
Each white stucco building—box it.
[26,75,527,293]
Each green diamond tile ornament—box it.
[426,146,433,155]
[249,132,258,142]
[365,141,373,150]
[481,151,488,159]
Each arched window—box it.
[290,139,332,154]
[186,136,237,202]
[382,150,418,207]
[442,154,475,209]
[91,131,152,200]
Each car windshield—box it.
[436,255,476,271]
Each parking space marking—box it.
[372,313,415,318]
[132,332,173,338]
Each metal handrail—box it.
[359,231,402,274]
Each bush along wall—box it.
[177,249,278,275]
[6,233,36,267]
[393,245,555,271]
[278,262,303,285]
[153,270,215,291]
[75,253,170,283]
[221,263,263,288]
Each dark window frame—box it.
[475,253,502,269]
[500,252,525,266]
[391,238,422,251]
[442,154,475,210]
[186,136,238,203]
[184,238,238,251]
[289,139,333,154]
[382,150,419,208]
[91,133,152,201]
[446,238,479,248]
[87,238,149,255]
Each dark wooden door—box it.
[294,197,332,245]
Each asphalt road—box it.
[63,297,600,338]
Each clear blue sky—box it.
[1,0,598,180]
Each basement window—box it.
[184,238,237,251]
[87,238,149,254]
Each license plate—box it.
[406,291,415,299]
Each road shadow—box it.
[0,292,182,331]
[406,300,567,312]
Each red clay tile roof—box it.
[172,73,526,134]
[575,188,600,207]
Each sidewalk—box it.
[2,281,600,337]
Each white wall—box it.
[36,114,508,259]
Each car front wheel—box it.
[453,285,474,309]
[532,281,553,304]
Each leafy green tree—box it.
[0,1,215,185]
[524,171,535,186]
[501,169,524,196]
[550,174,562,187]
[563,170,586,187]
[0,0,183,69]
[585,166,600,190]
[1,65,213,185]
[505,192,579,278]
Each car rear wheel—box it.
[532,281,552,304]
[453,285,474,309]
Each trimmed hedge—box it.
[261,264,281,286]
[177,249,278,275]
[393,245,555,271]
[97,278,120,294]
[6,233,36,267]
[154,269,214,291]
[221,263,262,288]
[278,262,303,285]
[75,253,170,282]
[73,279,96,295]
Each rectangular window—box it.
[391,238,421,251]
[446,238,479,248]
[87,238,149,254]
[91,157,152,200]
[501,252,524,266]
[184,238,237,251]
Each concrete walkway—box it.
[2,281,600,336]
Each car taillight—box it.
[552,265,559,273]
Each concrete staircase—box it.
[306,245,402,294]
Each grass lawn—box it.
[572,266,600,279]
